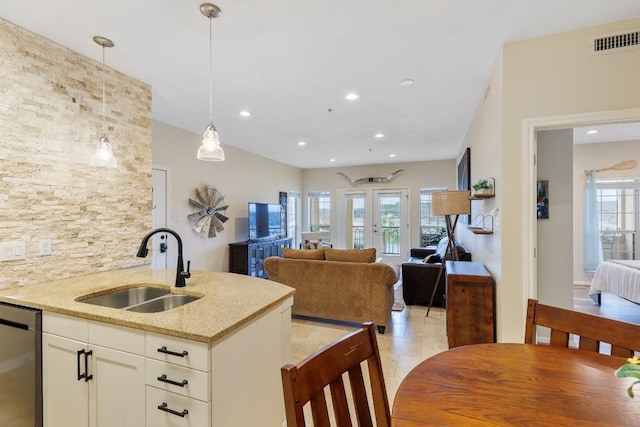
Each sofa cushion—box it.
[324,248,376,263]
[282,247,325,260]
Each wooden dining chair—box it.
[281,322,391,427]
[525,298,640,357]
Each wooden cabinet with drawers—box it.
[445,261,495,348]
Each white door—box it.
[151,166,169,269]
[42,333,89,427]
[338,188,409,263]
[90,345,146,427]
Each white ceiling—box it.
[2,1,640,168]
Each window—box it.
[287,191,300,247]
[419,188,447,246]
[308,191,331,235]
[596,179,639,260]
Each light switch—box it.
[0,242,26,262]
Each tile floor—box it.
[290,303,448,405]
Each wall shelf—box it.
[470,193,495,200]
[468,214,493,235]
[470,177,495,199]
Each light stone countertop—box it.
[0,269,295,344]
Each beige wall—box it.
[0,19,152,288]
[573,139,640,283]
[469,17,640,342]
[302,160,456,252]
[152,121,302,272]
[456,49,503,276]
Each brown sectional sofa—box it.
[263,247,399,333]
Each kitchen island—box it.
[0,269,295,427]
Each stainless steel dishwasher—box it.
[0,302,42,427]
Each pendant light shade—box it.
[90,136,117,168]
[197,3,225,162]
[197,124,225,161]
[90,35,117,168]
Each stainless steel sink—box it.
[79,286,170,309]
[77,285,201,313]
[126,294,200,313]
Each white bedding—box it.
[590,260,640,304]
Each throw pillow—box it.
[324,248,376,263]
[423,253,441,264]
[303,239,320,249]
[282,247,325,260]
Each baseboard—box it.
[573,281,591,286]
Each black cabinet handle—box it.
[77,349,85,381]
[157,374,188,387]
[157,346,188,358]
[77,349,93,381]
[84,350,93,382]
[157,402,189,418]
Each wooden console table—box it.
[445,261,495,348]
[229,237,292,278]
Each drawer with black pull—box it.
[146,332,209,370]
[146,358,209,401]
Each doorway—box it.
[151,165,171,269]
[337,188,409,263]
[523,109,640,305]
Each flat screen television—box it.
[248,202,283,240]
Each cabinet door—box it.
[89,345,145,427]
[42,333,89,427]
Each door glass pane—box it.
[378,194,400,255]
[346,195,366,249]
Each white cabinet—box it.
[145,333,210,426]
[42,313,145,427]
[42,296,293,427]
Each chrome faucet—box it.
[136,228,191,287]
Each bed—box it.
[590,260,640,305]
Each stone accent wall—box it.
[0,19,152,288]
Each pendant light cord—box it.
[208,15,213,125]
[102,46,106,134]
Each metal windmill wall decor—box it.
[188,186,229,237]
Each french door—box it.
[337,188,409,263]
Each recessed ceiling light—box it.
[345,93,360,101]
[297,141,306,146]
[374,133,385,138]
[586,129,599,135]
[239,110,251,117]
[400,78,414,86]
[389,153,396,158]
[330,158,336,162]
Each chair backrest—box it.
[525,298,640,357]
[281,322,391,427]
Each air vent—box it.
[590,29,640,55]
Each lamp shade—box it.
[433,190,470,215]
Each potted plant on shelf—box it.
[472,178,494,196]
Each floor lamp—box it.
[426,190,470,316]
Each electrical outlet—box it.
[0,241,26,262]
[39,239,52,256]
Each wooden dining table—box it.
[391,343,638,426]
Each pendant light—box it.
[197,3,225,162]
[90,36,117,168]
